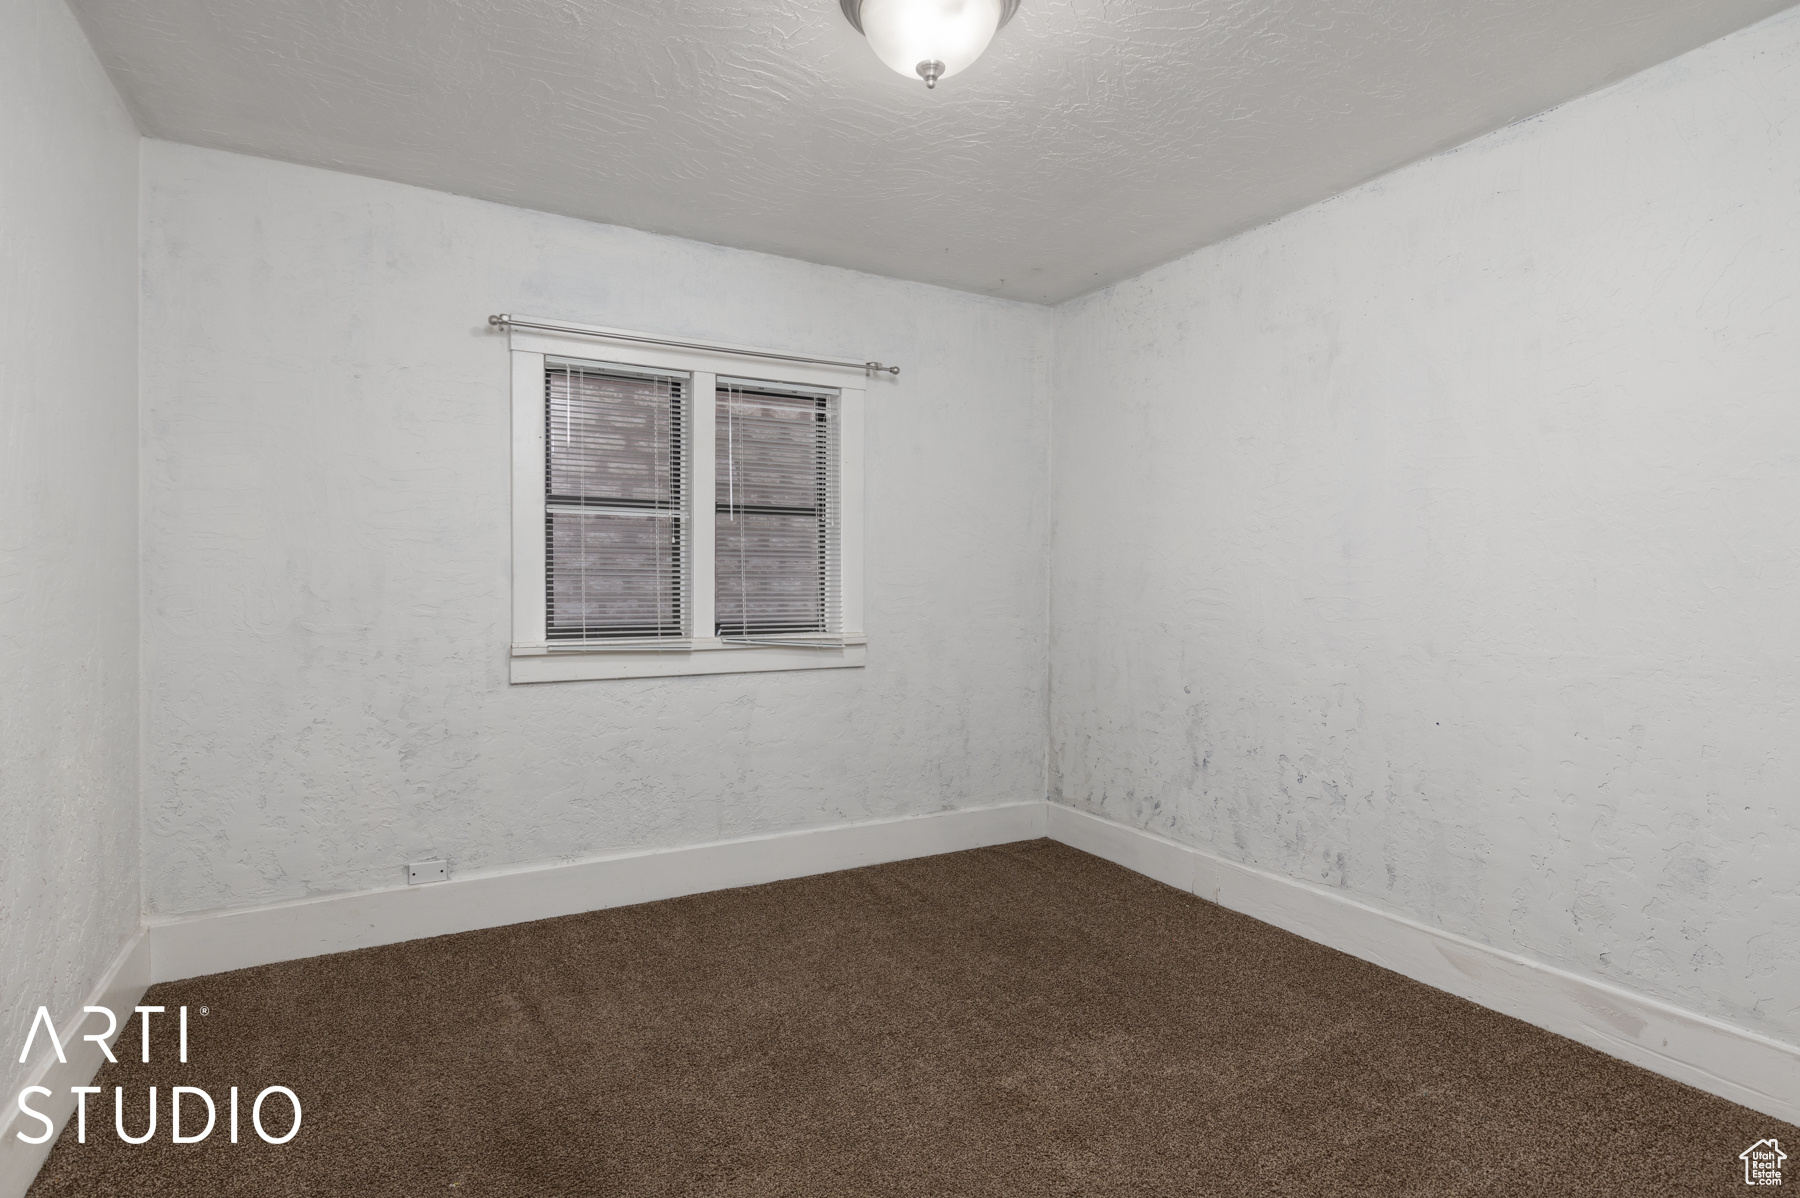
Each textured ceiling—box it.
[72,0,1795,303]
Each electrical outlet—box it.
[407,859,448,885]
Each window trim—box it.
[507,318,866,683]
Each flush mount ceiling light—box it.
[840,0,1021,89]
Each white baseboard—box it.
[1046,802,1800,1126]
[148,801,1049,983]
[0,930,150,1198]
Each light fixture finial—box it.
[841,0,1021,90]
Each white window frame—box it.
[508,317,866,683]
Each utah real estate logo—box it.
[1741,1138,1786,1187]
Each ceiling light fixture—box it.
[840,0,1021,89]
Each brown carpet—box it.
[28,840,1793,1196]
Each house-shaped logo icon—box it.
[1741,1138,1786,1186]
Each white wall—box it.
[0,0,141,1107]
[139,142,1053,917]
[1050,8,1800,1044]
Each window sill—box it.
[509,638,867,683]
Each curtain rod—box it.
[489,314,900,378]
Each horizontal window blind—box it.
[545,359,686,640]
[716,379,841,638]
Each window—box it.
[716,379,840,641]
[508,319,866,682]
[545,361,686,642]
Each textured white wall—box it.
[1050,9,1800,1043]
[0,0,141,1103]
[139,143,1052,917]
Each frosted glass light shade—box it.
[857,0,1005,86]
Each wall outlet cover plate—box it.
[407,859,449,885]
